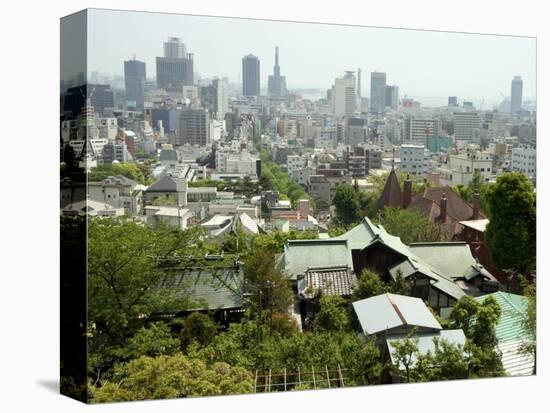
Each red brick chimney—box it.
[440,192,447,223]
[402,174,412,208]
[472,192,480,220]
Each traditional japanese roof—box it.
[474,292,534,376]
[297,265,357,299]
[159,265,244,311]
[376,169,403,210]
[408,242,477,279]
[387,329,467,367]
[412,186,485,222]
[284,239,353,281]
[352,293,442,336]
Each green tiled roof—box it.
[408,242,477,280]
[160,266,244,311]
[474,292,529,343]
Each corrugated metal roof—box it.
[387,329,466,366]
[352,293,442,336]
[408,242,477,280]
[498,341,535,376]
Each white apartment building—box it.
[441,150,493,185]
[286,154,307,175]
[511,146,536,181]
[216,151,259,177]
[453,112,482,142]
[403,117,441,147]
[315,127,337,149]
[399,144,429,176]
[332,75,356,117]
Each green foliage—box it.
[389,329,420,383]
[352,269,388,301]
[197,321,382,386]
[87,218,206,372]
[113,322,180,360]
[452,170,491,215]
[520,279,536,365]
[243,247,293,315]
[333,184,362,226]
[88,162,155,185]
[151,195,178,206]
[379,207,451,244]
[390,271,411,296]
[179,313,219,350]
[449,295,505,378]
[485,173,536,274]
[313,296,352,332]
[89,354,253,402]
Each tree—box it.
[112,322,180,361]
[389,330,420,383]
[87,219,206,372]
[352,269,388,301]
[485,173,536,274]
[380,207,451,244]
[89,354,254,402]
[449,295,505,378]
[313,296,352,332]
[333,184,362,226]
[179,313,219,350]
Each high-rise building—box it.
[268,46,287,97]
[200,77,228,120]
[163,37,187,58]
[332,72,356,117]
[242,54,260,97]
[156,37,194,93]
[357,68,362,98]
[448,96,458,106]
[453,112,482,142]
[510,76,523,114]
[404,117,440,147]
[346,117,367,150]
[385,85,399,110]
[370,72,387,114]
[178,108,210,146]
[63,84,114,117]
[124,58,146,111]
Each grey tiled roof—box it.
[298,265,357,299]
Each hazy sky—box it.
[87,8,536,108]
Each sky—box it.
[86,8,536,108]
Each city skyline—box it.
[86,9,536,108]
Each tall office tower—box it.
[510,75,523,114]
[448,96,458,106]
[202,77,229,120]
[63,84,114,117]
[178,108,210,146]
[156,37,194,93]
[453,112,482,142]
[242,54,260,97]
[268,46,287,97]
[124,58,146,111]
[403,117,441,146]
[163,37,187,58]
[384,85,399,110]
[332,72,356,117]
[370,71,387,114]
[357,68,362,98]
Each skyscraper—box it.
[178,108,210,146]
[332,72,356,117]
[242,54,260,97]
[384,85,399,111]
[268,46,287,97]
[156,37,194,93]
[370,71,387,114]
[124,58,146,111]
[357,68,362,98]
[510,76,523,114]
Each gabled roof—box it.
[352,293,442,336]
[408,242,477,279]
[146,175,185,193]
[413,186,485,221]
[376,169,403,210]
